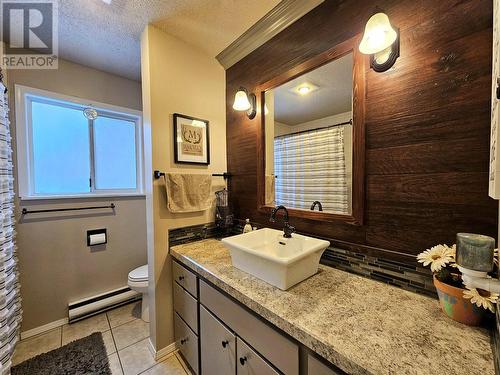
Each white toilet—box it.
[128,265,149,322]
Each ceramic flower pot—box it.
[433,276,485,326]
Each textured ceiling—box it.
[273,53,353,125]
[57,0,281,81]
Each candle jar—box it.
[456,233,495,272]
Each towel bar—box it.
[153,170,232,180]
[211,173,232,180]
[21,203,115,215]
[153,170,165,179]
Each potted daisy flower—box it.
[417,244,499,326]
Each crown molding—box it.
[216,0,324,70]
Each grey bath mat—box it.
[12,332,111,375]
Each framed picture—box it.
[173,113,210,165]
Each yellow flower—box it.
[463,288,499,313]
[417,245,455,273]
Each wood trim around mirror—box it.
[256,35,366,225]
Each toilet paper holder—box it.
[87,229,107,246]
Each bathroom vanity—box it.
[171,239,494,375]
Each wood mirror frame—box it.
[256,35,366,225]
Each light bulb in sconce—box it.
[233,89,252,111]
[374,48,392,65]
[232,87,257,119]
[359,12,400,72]
[359,13,397,54]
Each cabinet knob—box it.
[178,275,185,281]
[180,338,188,345]
[239,356,247,366]
[221,340,229,348]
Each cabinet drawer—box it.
[200,280,298,375]
[237,337,279,375]
[173,261,197,297]
[173,282,198,334]
[307,354,344,375]
[174,312,199,375]
[200,305,236,375]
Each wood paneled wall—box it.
[226,0,497,263]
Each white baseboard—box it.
[147,338,177,361]
[20,317,68,340]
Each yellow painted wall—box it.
[141,25,227,350]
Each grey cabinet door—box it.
[236,337,279,375]
[174,312,199,375]
[200,280,298,375]
[173,281,198,333]
[200,305,236,375]
[173,261,198,297]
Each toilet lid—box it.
[129,265,148,282]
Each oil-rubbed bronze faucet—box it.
[269,205,295,238]
[310,201,323,211]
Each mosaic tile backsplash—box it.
[321,247,436,298]
[168,223,222,247]
[168,221,436,298]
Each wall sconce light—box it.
[232,87,256,119]
[359,12,400,72]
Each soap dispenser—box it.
[243,219,252,233]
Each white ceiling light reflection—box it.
[290,83,319,96]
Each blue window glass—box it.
[31,101,91,194]
[93,116,137,190]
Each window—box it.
[15,85,143,199]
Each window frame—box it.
[15,84,144,200]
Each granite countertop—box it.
[170,239,494,375]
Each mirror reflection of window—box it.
[265,52,353,215]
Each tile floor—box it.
[12,301,189,375]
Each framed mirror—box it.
[257,36,365,225]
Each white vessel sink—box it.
[221,228,330,290]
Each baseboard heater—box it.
[68,286,140,323]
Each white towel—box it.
[265,175,275,205]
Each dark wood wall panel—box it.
[367,137,490,175]
[226,0,497,262]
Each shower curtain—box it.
[0,81,21,374]
[274,125,349,214]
